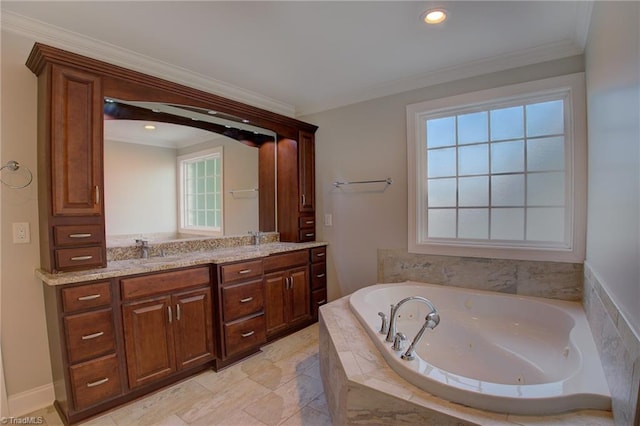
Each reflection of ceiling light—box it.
[207,110,217,115]
[144,124,156,130]
[422,8,447,24]
[105,98,114,103]
[242,119,250,123]
[224,125,231,128]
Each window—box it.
[177,147,223,235]
[406,74,586,262]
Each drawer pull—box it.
[87,377,109,388]
[305,233,314,237]
[77,294,101,301]
[305,220,314,225]
[168,306,173,323]
[70,255,93,261]
[316,253,325,257]
[238,269,252,275]
[176,304,181,321]
[241,331,255,338]
[81,331,104,340]
[316,273,326,278]
[239,297,254,303]
[317,300,327,305]
[69,233,92,238]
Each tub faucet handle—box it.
[377,312,388,334]
[392,332,407,351]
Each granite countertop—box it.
[36,241,327,286]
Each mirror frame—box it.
[26,43,318,233]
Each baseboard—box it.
[8,383,54,417]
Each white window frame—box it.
[177,146,224,236]
[406,73,587,262]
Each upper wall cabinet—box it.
[26,43,318,273]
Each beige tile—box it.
[24,405,64,426]
[251,348,319,390]
[278,405,333,426]
[80,414,118,425]
[244,374,325,426]
[177,377,271,424]
[193,363,248,392]
[189,407,268,426]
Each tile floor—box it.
[28,324,333,426]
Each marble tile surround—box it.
[378,249,583,301]
[319,296,614,425]
[583,262,640,426]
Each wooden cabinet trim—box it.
[263,250,308,272]
[61,281,112,313]
[121,266,211,300]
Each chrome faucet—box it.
[135,238,149,259]
[384,296,440,359]
[248,231,262,246]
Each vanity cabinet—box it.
[310,246,328,321]
[278,131,317,243]
[215,260,267,363]
[263,250,311,338]
[120,266,214,389]
[42,280,124,423]
[32,61,106,273]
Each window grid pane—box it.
[182,154,222,231]
[425,96,566,244]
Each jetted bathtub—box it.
[349,281,611,415]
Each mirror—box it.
[103,98,277,245]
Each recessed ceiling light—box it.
[144,124,156,130]
[422,8,447,25]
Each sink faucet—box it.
[248,231,262,246]
[135,238,149,259]
[385,296,440,360]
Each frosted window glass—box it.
[206,194,215,209]
[490,106,524,141]
[427,147,456,178]
[428,178,457,207]
[490,208,525,240]
[527,137,564,171]
[458,209,489,239]
[491,175,525,206]
[427,117,456,148]
[205,159,214,176]
[458,111,488,144]
[491,140,524,174]
[197,194,205,209]
[459,176,488,206]
[527,207,565,242]
[527,172,564,206]
[428,209,456,238]
[206,211,215,227]
[458,144,488,175]
[197,161,205,178]
[526,100,564,137]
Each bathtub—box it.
[348,281,611,415]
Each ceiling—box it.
[1,1,592,117]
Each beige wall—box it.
[584,0,640,336]
[301,55,585,302]
[1,30,53,404]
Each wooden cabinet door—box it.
[288,266,310,324]
[298,131,315,212]
[50,64,103,217]
[122,296,176,388]
[264,271,287,335]
[173,287,215,370]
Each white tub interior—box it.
[349,281,611,415]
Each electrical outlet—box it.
[13,222,30,244]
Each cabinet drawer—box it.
[311,263,327,291]
[64,309,116,364]
[263,250,308,272]
[222,279,264,322]
[55,246,105,270]
[298,229,316,242]
[61,281,111,313]
[121,266,211,300]
[310,246,326,263]
[220,260,263,284]
[224,314,266,358]
[311,288,327,321]
[54,224,103,246]
[69,353,122,411]
[298,216,315,229]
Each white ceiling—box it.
[1,1,592,117]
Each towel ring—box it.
[0,160,33,189]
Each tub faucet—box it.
[385,296,439,344]
[135,238,149,259]
[401,311,440,361]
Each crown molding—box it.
[1,10,296,118]
[573,0,594,50]
[297,39,584,116]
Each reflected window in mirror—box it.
[178,147,223,235]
